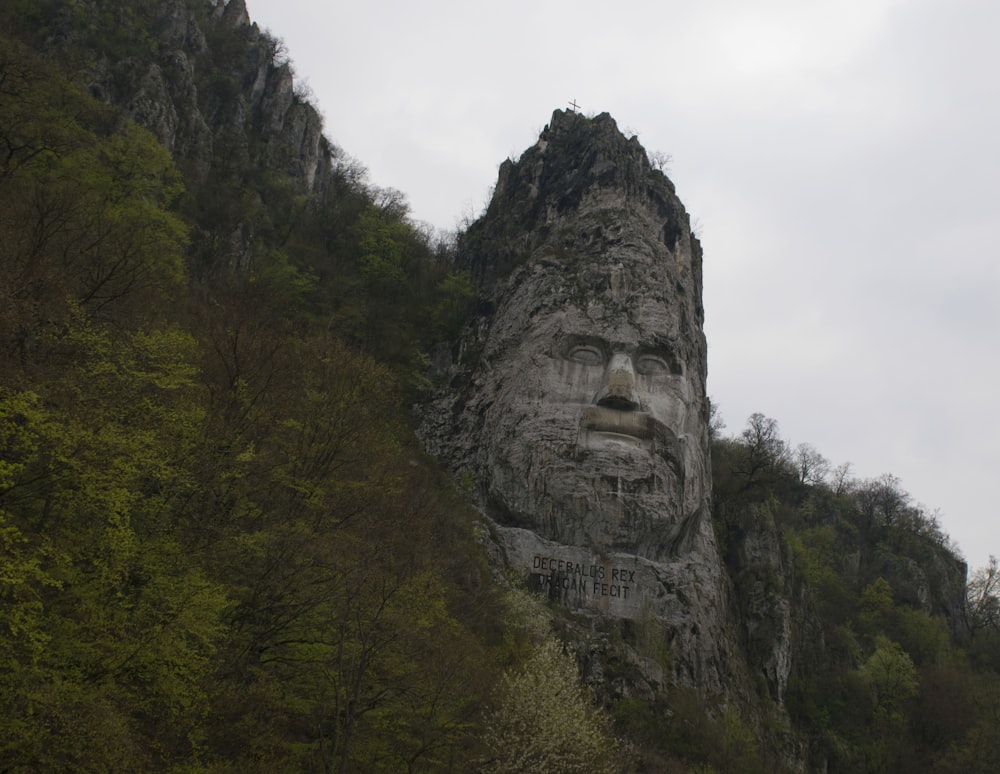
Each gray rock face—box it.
[420,110,738,693]
[72,0,331,196]
[736,523,794,703]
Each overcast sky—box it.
[247,0,999,571]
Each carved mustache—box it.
[579,406,657,439]
[578,406,684,471]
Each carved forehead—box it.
[500,257,680,330]
[480,276,688,377]
[543,304,677,347]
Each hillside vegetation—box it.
[708,412,1000,771]
[0,4,499,769]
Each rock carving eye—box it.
[635,355,670,375]
[568,345,604,366]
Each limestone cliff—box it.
[45,0,331,193]
[419,110,747,701]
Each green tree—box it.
[1,39,186,369]
[935,673,1000,773]
[856,638,919,772]
[863,637,919,714]
[431,269,474,339]
[859,577,895,637]
[0,325,229,770]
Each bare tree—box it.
[648,150,672,172]
[374,186,409,219]
[830,461,854,496]
[794,442,830,486]
[708,398,726,441]
[855,474,909,529]
[967,556,1000,634]
[738,413,790,482]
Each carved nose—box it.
[596,354,639,411]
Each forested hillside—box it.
[0,2,502,770]
[707,412,1000,771]
[3,1,1000,772]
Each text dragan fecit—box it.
[531,555,635,598]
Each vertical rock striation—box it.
[53,0,330,192]
[420,110,741,696]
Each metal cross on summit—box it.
[568,99,580,112]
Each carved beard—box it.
[481,404,697,561]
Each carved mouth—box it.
[579,406,656,440]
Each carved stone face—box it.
[421,112,732,680]
[475,236,708,561]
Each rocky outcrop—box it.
[419,110,744,698]
[731,518,796,704]
[873,544,968,633]
[52,0,331,193]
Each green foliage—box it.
[0,324,228,769]
[613,689,768,773]
[932,671,1000,772]
[711,409,983,770]
[894,606,950,666]
[432,269,475,338]
[0,45,187,380]
[0,38,212,766]
[358,204,411,292]
[785,525,855,626]
[859,578,895,636]
[862,636,919,713]
[0,17,502,771]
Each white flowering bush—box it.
[484,635,622,773]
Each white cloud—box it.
[247,0,1000,570]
